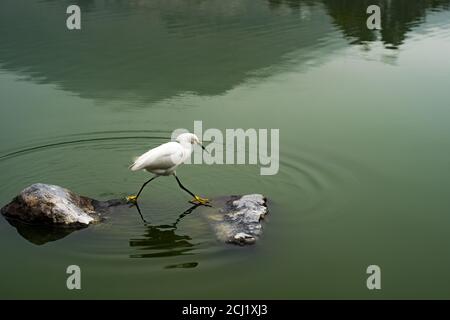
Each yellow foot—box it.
[191,195,210,205]
[126,195,138,204]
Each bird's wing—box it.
[129,142,184,171]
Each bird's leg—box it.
[174,175,209,205]
[134,202,148,224]
[127,176,157,203]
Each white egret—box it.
[126,133,209,205]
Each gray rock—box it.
[1,183,123,226]
[201,194,268,245]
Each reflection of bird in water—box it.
[129,203,201,259]
[126,133,209,205]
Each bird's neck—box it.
[179,141,193,154]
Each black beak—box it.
[200,144,209,154]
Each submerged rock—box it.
[1,183,124,226]
[201,194,268,245]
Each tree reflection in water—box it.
[268,0,450,48]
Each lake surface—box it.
[1,0,450,299]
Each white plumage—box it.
[129,141,187,175]
[126,132,209,205]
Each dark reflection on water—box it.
[5,218,83,245]
[165,262,198,269]
[1,0,448,103]
[0,0,332,102]
[269,0,450,48]
[129,203,200,260]
[1,0,445,104]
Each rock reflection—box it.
[5,218,82,245]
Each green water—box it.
[1,0,450,299]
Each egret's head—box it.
[176,133,208,152]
